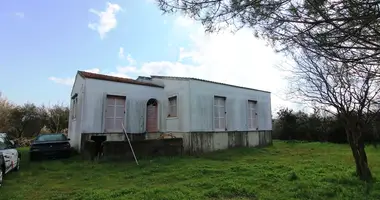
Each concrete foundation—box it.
[79,130,272,155]
[146,130,272,155]
[80,132,145,152]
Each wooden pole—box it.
[121,123,139,165]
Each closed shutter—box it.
[168,96,177,117]
[146,104,158,132]
[105,95,126,132]
[248,100,257,130]
[214,96,226,130]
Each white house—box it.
[68,71,272,153]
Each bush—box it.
[13,137,34,147]
[0,94,69,139]
[273,108,380,144]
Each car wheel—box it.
[14,157,20,171]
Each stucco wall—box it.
[189,80,272,132]
[151,78,191,132]
[151,77,272,133]
[68,74,85,150]
[81,79,166,134]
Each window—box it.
[35,134,68,142]
[214,96,226,130]
[71,96,78,120]
[248,100,258,130]
[105,95,126,132]
[0,136,12,150]
[168,96,177,117]
[0,137,6,150]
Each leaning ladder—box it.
[121,123,139,165]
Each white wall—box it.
[68,74,85,150]
[189,80,272,132]
[151,78,190,132]
[81,79,166,134]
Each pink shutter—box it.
[105,95,126,132]
[146,104,158,132]
[105,98,115,131]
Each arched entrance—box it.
[146,98,158,133]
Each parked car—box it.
[29,133,71,161]
[0,133,21,187]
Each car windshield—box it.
[35,134,67,142]
[0,137,6,149]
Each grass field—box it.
[1,141,380,200]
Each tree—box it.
[156,0,380,65]
[45,104,69,133]
[288,50,380,181]
[8,103,47,138]
[276,108,298,140]
[156,0,380,181]
[0,95,14,132]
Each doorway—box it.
[146,98,158,133]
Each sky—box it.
[0,0,306,113]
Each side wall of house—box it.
[189,80,272,132]
[151,78,190,133]
[81,79,166,134]
[68,74,86,150]
[146,79,272,153]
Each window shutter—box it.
[104,95,126,132]
[214,96,226,130]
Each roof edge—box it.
[77,71,164,88]
[150,75,271,93]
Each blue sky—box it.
[0,0,300,112]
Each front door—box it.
[146,99,158,133]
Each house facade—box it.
[68,71,167,151]
[68,71,272,153]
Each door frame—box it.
[146,98,159,133]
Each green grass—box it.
[1,141,380,200]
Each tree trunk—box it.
[346,129,373,181]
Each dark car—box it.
[0,133,21,187]
[29,133,71,161]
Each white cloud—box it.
[15,12,24,18]
[118,47,137,65]
[49,67,133,85]
[108,72,131,78]
[49,68,100,86]
[126,54,136,65]
[48,77,74,86]
[51,15,303,113]
[114,27,296,112]
[174,16,194,27]
[85,68,101,74]
[118,47,125,59]
[178,47,198,62]
[88,2,121,39]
